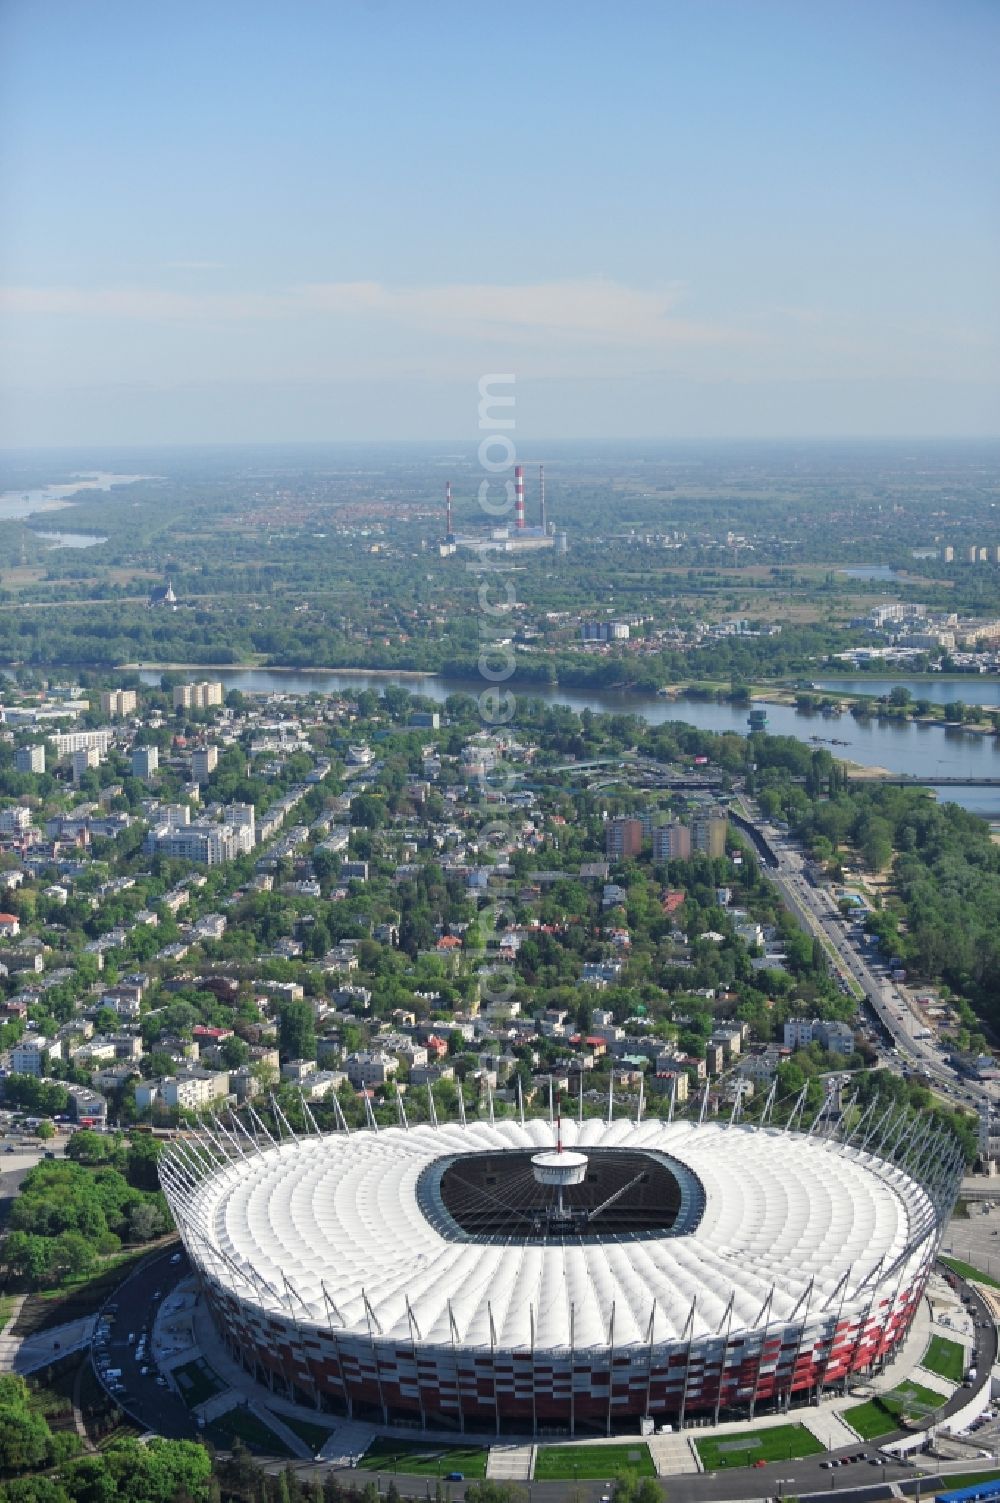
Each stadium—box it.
[159,1101,962,1437]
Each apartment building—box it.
[173,681,224,710]
[99,689,137,718]
[652,821,692,861]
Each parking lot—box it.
[945,1201,1000,1283]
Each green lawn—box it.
[205,1405,294,1457]
[534,1444,655,1481]
[357,1440,489,1478]
[930,1470,1000,1490]
[0,1292,18,1330]
[696,1424,825,1471]
[273,1412,336,1454]
[939,1256,1000,1291]
[11,1247,159,1336]
[922,1336,966,1384]
[172,1357,225,1409]
[845,1379,946,1441]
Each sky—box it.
[0,0,997,447]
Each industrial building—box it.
[443,466,564,555]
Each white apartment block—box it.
[0,806,32,835]
[51,729,114,758]
[173,681,224,710]
[223,803,255,844]
[136,1070,230,1111]
[99,689,137,718]
[11,1037,61,1075]
[145,821,249,865]
[191,746,218,783]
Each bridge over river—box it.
[850,774,1000,786]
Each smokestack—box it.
[445,480,453,539]
[539,464,546,534]
[515,464,525,529]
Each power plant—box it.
[441,465,566,555]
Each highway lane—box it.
[734,796,986,1110]
[92,1244,197,1441]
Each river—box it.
[136,667,1000,817]
[0,472,155,522]
[814,677,1000,707]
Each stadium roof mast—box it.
[531,1094,587,1220]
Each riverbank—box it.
[117,661,437,678]
[5,659,999,813]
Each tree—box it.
[66,1129,114,1164]
[128,1200,166,1242]
[35,1120,55,1141]
[49,1231,96,1280]
[861,817,893,872]
[220,1035,250,1070]
[0,1375,52,1471]
[277,1000,316,1062]
[4,1231,52,1286]
[125,1133,163,1191]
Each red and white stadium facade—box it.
[160,1101,961,1436]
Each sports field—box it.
[534,1444,656,1480]
[357,1440,489,1478]
[696,1423,824,1470]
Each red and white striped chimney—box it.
[514,463,525,529]
[445,480,453,537]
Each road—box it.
[91,1245,197,1441]
[734,796,988,1114]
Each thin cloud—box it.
[162,260,228,271]
[0,277,741,349]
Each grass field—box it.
[357,1440,489,1478]
[205,1405,294,1457]
[275,1412,336,1454]
[11,1247,158,1337]
[696,1424,825,1471]
[845,1379,946,1441]
[940,1256,1000,1291]
[172,1357,225,1409]
[922,1336,966,1383]
[533,1444,655,1481]
[932,1471,1000,1490]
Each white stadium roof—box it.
[183,1116,935,1351]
